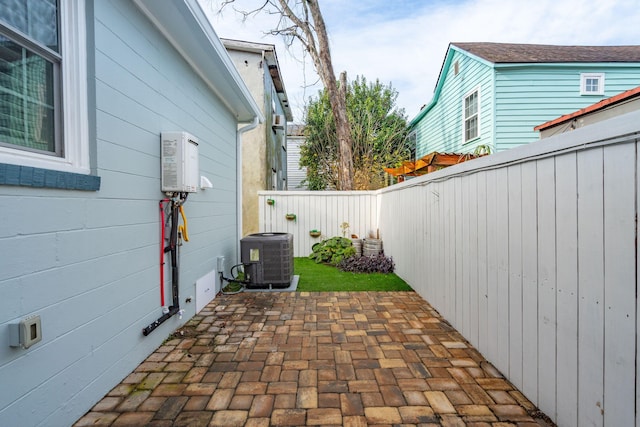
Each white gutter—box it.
[236,116,261,262]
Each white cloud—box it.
[200,0,640,123]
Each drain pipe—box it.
[236,116,260,263]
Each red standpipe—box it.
[159,199,169,306]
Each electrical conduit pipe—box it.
[144,196,187,336]
[159,199,169,306]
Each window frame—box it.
[462,86,480,144]
[0,0,89,174]
[580,72,605,96]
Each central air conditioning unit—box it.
[240,232,293,289]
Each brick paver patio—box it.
[74,291,553,426]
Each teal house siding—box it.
[494,65,640,150]
[411,43,640,158]
[0,1,260,426]
[414,48,495,156]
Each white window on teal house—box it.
[580,73,605,95]
[407,129,417,159]
[463,88,480,143]
[0,0,89,174]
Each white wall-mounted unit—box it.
[195,270,218,313]
[161,131,199,192]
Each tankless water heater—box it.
[161,131,199,193]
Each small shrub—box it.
[338,253,395,273]
[309,236,356,265]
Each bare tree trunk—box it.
[222,0,355,189]
[334,71,353,190]
[279,0,354,189]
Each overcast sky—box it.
[200,0,640,123]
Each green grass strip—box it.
[294,257,413,292]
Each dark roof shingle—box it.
[452,42,640,63]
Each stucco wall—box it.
[225,47,289,236]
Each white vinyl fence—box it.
[258,190,378,257]
[260,110,640,427]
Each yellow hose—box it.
[178,205,189,242]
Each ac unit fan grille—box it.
[240,233,293,288]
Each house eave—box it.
[132,0,263,123]
[221,38,293,122]
[409,43,496,128]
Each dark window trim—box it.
[0,163,100,191]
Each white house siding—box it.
[414,50,494,157]
[494,65,640,151]
[286,131,307,190]
[0,1,244,425]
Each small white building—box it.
[286,124,307,190]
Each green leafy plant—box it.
[300,76,411,190]
[473,144,493,155]
[309,236,356,265]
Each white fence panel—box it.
[257,191,377,257]
[520,161,538,401]
[376,112,639,427]
[536,157,557,419]
[603,143,636,426]
[576,147,605,427]
[508,164,524,390]
[554,153,578,427]
[259,110,640,427]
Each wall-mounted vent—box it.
[272,114,286,129]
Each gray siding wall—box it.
[264,68,288,192]
[0,1,240,425]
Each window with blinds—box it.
[0,0,60,155]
